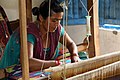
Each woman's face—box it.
[43,12,64,32]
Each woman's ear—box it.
[39,15,43,22]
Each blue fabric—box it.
[0,31,20,69]
[27,34,36,45]
[0,33,36,69]
[60,27,65,36]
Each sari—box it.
[0,22,63,69]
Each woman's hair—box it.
[32,0,63,20]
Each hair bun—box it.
[32,7,39,16]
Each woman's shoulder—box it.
[27,21,40,38]
[27,21,39,32]
[27,22,37,28]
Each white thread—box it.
[40,0,51,72]
[86,16,91,36]
[61,1,69,79]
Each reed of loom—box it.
[66,60,120,80]
[44,51,120,80]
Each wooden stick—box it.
[44,51,120,80]
[87,0,100,57]
[19,0,29,79]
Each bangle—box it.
[55,60,60,66]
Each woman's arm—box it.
[20,42,57,72]
[59,31,81,62]
[29,58,56,72]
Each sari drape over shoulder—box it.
[27,23,61,60]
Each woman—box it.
[0,0,80,71]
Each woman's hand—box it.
[71,54,81,63]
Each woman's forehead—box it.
[51,12,64,18]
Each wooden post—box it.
[26,0,32,23]
[87,0,100,57]
[19,0,29,79]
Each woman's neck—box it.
[38,22,48,37]
[40,27,48,38]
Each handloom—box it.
[66,60,120,80]
[44,51,120,80]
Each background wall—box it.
[66,25,86,44]
[0,0,44,21]
[0,0,19,20]
[99,28,120,55]
[1,0,120,55]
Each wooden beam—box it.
[19,0,29,79]
[87,0,100,57]
[26,0,32,23]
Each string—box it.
[79,0,97,16]
[40,0,51,73]
[61,1,69,79]
[40,0,69,79]
[79,0,97,50]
